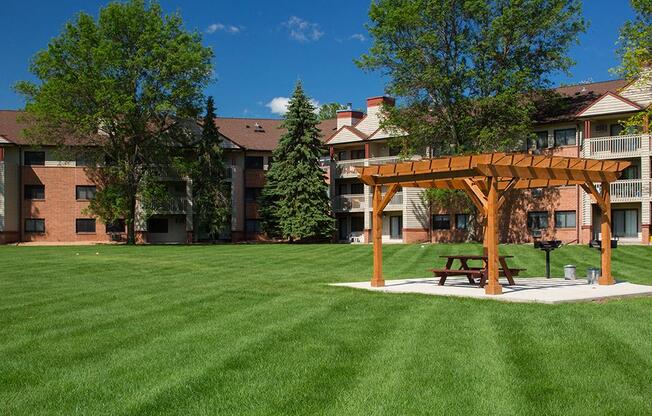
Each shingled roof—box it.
[0,111,338,150]
[0,110,29,145]
[214,117,337,151]
[534,79,630,123]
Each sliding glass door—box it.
[612,209,639,238]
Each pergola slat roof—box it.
[355,152,631,296]
[357,153,629,188]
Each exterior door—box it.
[390,215,402,240]
[338,217,348,241]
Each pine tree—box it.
[260,82,335,241]
[190,97,230,241]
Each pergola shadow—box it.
[356,152,630,296]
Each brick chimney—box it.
[366,96,395,110]
[336,103,364,130]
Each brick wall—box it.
[21,166,121,243]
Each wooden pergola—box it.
[356,152,631,295]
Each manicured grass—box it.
[1,243,651,415]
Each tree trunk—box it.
[126,192,137,245]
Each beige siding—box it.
[580,94,639,117]
[230,152,245,233]
[620,77,652,107]
[328,128,364,144]
[403,187,428,229]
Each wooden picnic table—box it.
[431,255,523,287]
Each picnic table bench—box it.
[430,255,525,287]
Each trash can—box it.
[564,265,576,280]
[587,268,600,284]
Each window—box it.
[350,182,364,195]
[529,131,548,149]
[621,165,640,180]
[245,156,264,169]
[612,209,638,238]
[147,218,168,233]
[350,149,365,160]
[337,151,347,161]
[25,219,45,233]
[106,219,126,233]
[432,215,450,230]
[455,214,470,230]
[555,211,576,228]
[76,219,96,233]
[338,183,348,195]
[245,219,261,233]
[24,185,45,200]
[554,128,576,146]
[610,124,623,136]
[527,211,549,230]
[389,146,401,156]
[245,187,262,202]
[350,216,364,232]
[76,185,96,200]
[24,151,45,166]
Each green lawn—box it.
[1,243,651,415]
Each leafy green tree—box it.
[177,97,230,241]
[357,0,586,155]
[260,82,335,242]
[15,0,213,244]
[614,0,652,133]
[615,0,652,79]
[318,102,346,120]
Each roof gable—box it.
[576,91,641,117]
[325,125,368,144]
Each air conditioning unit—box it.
[531,188,543,198]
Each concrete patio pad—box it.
[332,277,652,304]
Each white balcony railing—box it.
[333,194,366,212]
[385,191,403,208]
[588,134,646,157]
[332,191,404,212]
[333,156,402,178]
[594,180,646,202]
[148,195,187,213]
[611,179,644,200]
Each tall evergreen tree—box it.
[191,97,230,240]
[260,82,335,242]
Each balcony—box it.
[332,192,403,212]
[587,134,648,158]
[594,179,647,202]
[333,194,365,212]
[333,156,401,178]
[147,195,188,214]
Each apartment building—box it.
[0,111,336,244]
[324,76,652,245]
[1,74,650,245]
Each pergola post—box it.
[372,185,384,287]
[599,182,614,285]
[485,177,502,295]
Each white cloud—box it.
[266,97,291,115]
[350,33,366,42]
[206,23,242,34]
[265,96,321,115]
[283,16,324,42]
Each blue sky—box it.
[0,0,636,118]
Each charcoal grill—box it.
[534,240,562,279]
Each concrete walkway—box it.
[332,277,652,304]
